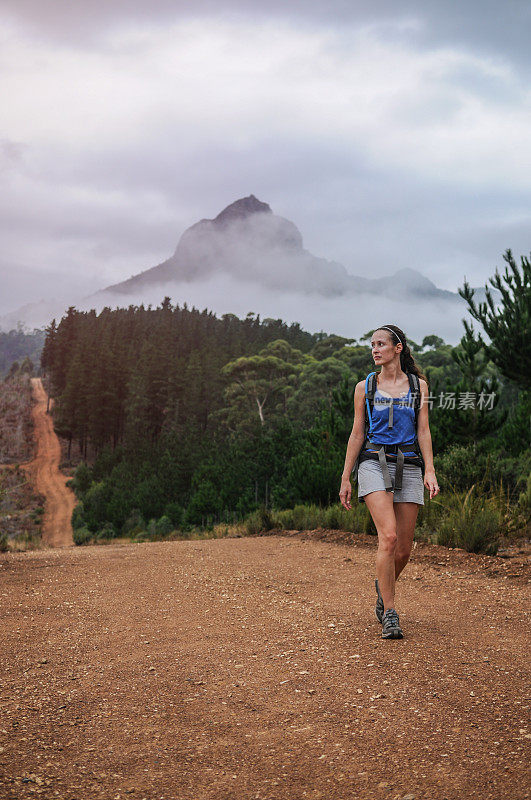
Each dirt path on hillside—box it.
[0,533,529,800]
[20,378,75,547]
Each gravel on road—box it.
[1,532,529,800]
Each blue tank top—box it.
[367,388,417,457]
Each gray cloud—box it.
[0,1,529,340]
[5,134,525,292]
[2,0,530,71]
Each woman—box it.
[339,324,439,639]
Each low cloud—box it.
[81,275,473,345]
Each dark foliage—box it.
[37,285,527,539]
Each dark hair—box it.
[376,324,428,384]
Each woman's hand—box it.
[424,469,440,499]
[339,478,352,510]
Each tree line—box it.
[32,250,530,540]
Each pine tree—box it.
[458,249,531,389]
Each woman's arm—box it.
[339,381,367,509]
[417,378,440,499]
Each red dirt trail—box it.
[0,533,529,800]
[20,377,75,547]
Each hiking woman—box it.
[339,324,439,639]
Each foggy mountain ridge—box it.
[0,195,501,343]
[93,194,458,303]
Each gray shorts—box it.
[357,458,425,505]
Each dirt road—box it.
[21,378,75,547]
[0,533,529,799]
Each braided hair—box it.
[377,324,428,384]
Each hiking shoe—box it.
[381,608,403,639]
[375,579,384,624]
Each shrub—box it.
[245,505,275,535]
[436,442,528,495]
[434,485,502,555]
[322,504,344,530]
[83,481,111,530]
[94,522,117,540]
[73,527,93,546]
[436,445,490,491]
[71,502,86,530]
[245,501,373,535]
[163,502,184,527]
[497,390,531,456]
[292,504,317,530]
[71,462,92,495]
[185,481,220,525]
[131,476,165,521]
[156,515,174,537]
[122,508,146,537]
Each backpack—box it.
[351,371,425,493]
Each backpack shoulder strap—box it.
[407,372,421,429]
[366,371,377,400]
[364,372,377,436]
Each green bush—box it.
[293,504,318,530]
[434,485,502,555]
[94,522,117,540]
[272,504,313,530]
[122,508,146,537]
[138,517,177,540]
[498,390,531,456]
[71,502,86,530]
[436,442,528,495]
[245,505,275,535]
[436,444,490,491]
[71,462,92,495]
[73,527,93,546]
[83,481,111,530]
[156,515,174,537]
[163,502,184,527]
[185,481,221,525]
[322,502,372,533]
[244,501,373,535]
[133,532,151,543]
[322,504,344,530]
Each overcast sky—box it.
[1,0,530,329]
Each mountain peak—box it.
[214,195,272,224]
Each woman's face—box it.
[370,329,400,365]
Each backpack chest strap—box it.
[364,440,419,455]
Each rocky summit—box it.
[95,195,459,303]
[211,194,272,224]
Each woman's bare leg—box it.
[394,502,420,579]
[363,491,397,611]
